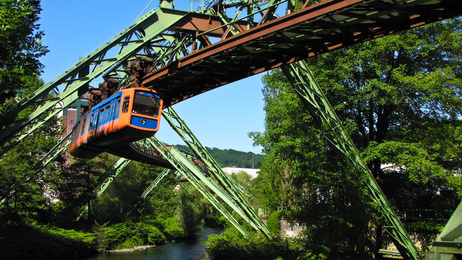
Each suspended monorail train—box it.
[70,87,163,158]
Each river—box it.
[84,227,222,260]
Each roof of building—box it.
[222,167,260,179]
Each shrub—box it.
[0,223,97,260]
[267,210,282,234]
[106,221,166,250]
[161,217,185,240]
[206,228,309,260]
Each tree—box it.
[251,69,376,259]
[0,0,48,126]
[0,115,63,223]
[176,190,201,239]
[305,18,462,203]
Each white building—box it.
[221,167,260,179]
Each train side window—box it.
[115,98,121,115]
[122,96,130,113]
[81,118,86,134]
[89,112,95,128]
[100,108,106,122]
[106,105,111,119]
[110,102,116,119]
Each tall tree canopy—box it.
[0,0,48,125]
[0,0,57,223]
[306,18,462,199]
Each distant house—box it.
[222,167,260,179]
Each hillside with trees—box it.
[175,145,264,168]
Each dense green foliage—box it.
[246,17,462,259]
[266,210,282,234]
[0,222,96,260]
[0,0,48,127]
[206,228,320,260]
[250,69,375,259]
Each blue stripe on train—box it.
[130,116,158,129]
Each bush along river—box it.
[84,227,222,260]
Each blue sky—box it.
[39,1,267,154]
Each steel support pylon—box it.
[161,107,272,238]
[136,136,252,237]
[281,61,421,260]
[76,157,131,221]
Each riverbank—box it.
[106,245,156,253]
[0,223,97,260]
[84,227,222,260]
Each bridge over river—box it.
[1,1,461,259]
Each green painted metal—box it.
[162,107,271,237]
[127,168,171,216]
[439,201,462,241]
[431,200,462,259]
[280,61,421,260]
[161,108,253,198]
[0,5,190,154]
[140,169,171,199]
[76,157,131,221]
[136,136,250,237]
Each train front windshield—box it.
[132,91,161,117]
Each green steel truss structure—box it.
[76,157,132,221]
[0,0,291,154]
[0,132,72,206]
[1,1,461,259]
[281,61,420,259]
[0,3,189,154]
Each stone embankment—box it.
[107,245,156,253]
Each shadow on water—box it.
[84,227,222,260]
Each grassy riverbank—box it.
[0,223,97,260]
[0,217,192,260]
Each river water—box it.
[84,227,222,260]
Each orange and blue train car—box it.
[70,87,163,158]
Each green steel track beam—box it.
[76,157,131,221]
[140,168,171,199]
[280,61,421,260]
[162,107,270,236]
